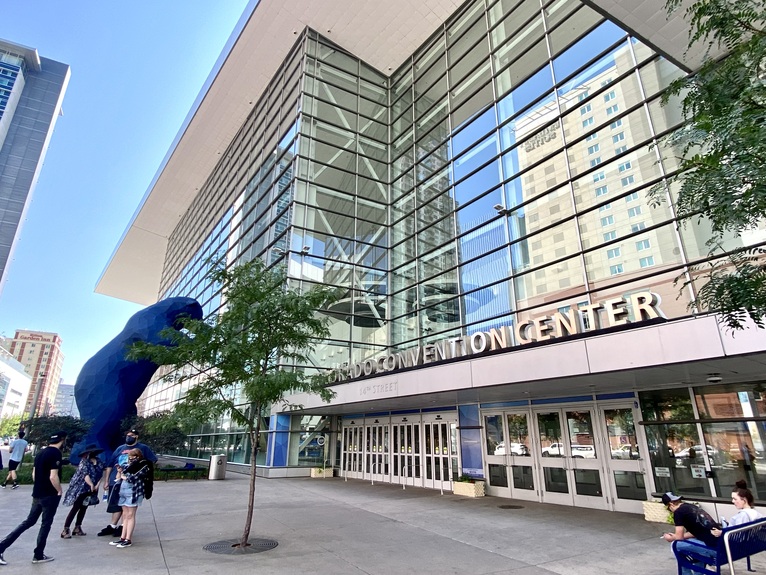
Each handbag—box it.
[82,492,100,507]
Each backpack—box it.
[144,461,155,500]
[694,505,721,531]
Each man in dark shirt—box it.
[97,428,157,538]
[0,431,67,565]
[661,492,721,575]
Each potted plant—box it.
[642,499,674,524]
[452,474,485,497]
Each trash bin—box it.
[209,454,227,480]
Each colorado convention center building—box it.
[97,0,766,515]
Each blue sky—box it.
[0,1,250,385]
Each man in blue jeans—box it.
[0,431,67,565]
[661,492,721,575]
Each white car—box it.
[494,442,530,456]
[611,445,639,459]
[541,443,596,458]
[571,445,596,459]
[541,442,565,456]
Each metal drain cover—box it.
[203,538,279,555]
[498,504,524,510]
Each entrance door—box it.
[483,411,537,501]
[600,404,649,513]
[341,424,364,479]
[535,408,608,509]
[392,419,421,487]
[366,423,389,482]
[423,419,454,490]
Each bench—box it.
[672,517,766,574]
[155,463,208,481]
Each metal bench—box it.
[155,462,208,481]
[672,517,766,574]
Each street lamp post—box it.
[27,373,46,420]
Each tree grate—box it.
[497,504,524,510]
[203,538,279,555]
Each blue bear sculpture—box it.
[71,297,202,459]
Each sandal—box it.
[61,528,71,539]
[72,526,86,536]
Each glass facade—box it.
[641,384,766,502]
[139,0,766,482]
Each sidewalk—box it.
[1,469,764,574]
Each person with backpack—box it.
[109,448,152,549]
[98,428,157,539]
[661,492,722,575]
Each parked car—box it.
[611,445,639,459]
[675,445,719,461]
[494,442,530,456]
[541,443,596,458]
[571,445,596,459]
[541,442,564,456]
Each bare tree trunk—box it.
[239,412,261,549]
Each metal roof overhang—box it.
[96,0,703,305]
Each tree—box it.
[129,259,337,550]
[24,415,90,452]
[650,0,766,330]
[0,414,22,437]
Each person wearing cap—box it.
[2,431,28,489]
[0,430,67,565]
[98,429,157,538]
[60,445,105,538]
[661,491,722,574]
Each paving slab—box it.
[0,467,765,574]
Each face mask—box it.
[125,436,137,446]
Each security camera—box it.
[706,374,722,384]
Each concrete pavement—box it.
[1,466,765,574]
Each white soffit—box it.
[587,0,724,71]
[97,0,462,304]
[98,0,713,305]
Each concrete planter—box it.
[643,500,671,523]
[310,467,333,478]
[453,480,485,497]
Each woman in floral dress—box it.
[61,446,104,538]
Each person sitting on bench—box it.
[661,492,721,575]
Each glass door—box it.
[536,410,573,505]
[423,419,453,490]
[601,404,649,513]
[366,423,389,482]
[392,418,421,487]
[483,411,538,501]
[535,408,608,509]
[565,409,608,510]
[341,423,365,479]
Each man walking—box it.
[98,428,157,538]
[3,431,29,489]
[0,431,67,565]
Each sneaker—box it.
[11,485,18,490]
[1,484,5,488]
[97,525,114,537]
[115,540,132,548]
[0,553,6,565]
[31,555,54,564]
[113,526,123,538]
[109,539,125,547]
